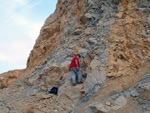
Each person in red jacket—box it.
[69,54,82,86]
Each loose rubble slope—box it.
[0,0,150,113]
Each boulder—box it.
[111,93,120,100]
[84,102,111,113]
[84,67,106,94]
[130,89,139,97]
[56,86,81,105]
[111,96,127,110]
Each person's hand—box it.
[77,67,79,71]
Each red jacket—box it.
[69,56,80,70]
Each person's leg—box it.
[70,68,76,85]
[77,68,82,83]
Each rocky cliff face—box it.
[0,0,150,113]
[106,0,150,77]
[26,0,85,73]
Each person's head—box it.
[76,53,81,58]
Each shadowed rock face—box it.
[1,0,150,113]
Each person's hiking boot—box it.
[77,81,83,84]
[72,83,76,86]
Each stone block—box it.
[130,89,139,97]
[111,93,120,100]
[111,96,127,110]
[57,86,81,105]
[84,102,111,113]
[84,67,106,94]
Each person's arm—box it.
[75,60,79,70]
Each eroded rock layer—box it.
[0,0,150,113]
[0,69,24,89]
[26,0,85,73]
[106,0,150,77]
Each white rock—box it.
[84,102,111,113]
[84,67,106,93]
[111,93,120,100]
[130,89,139,97]
[111,96,127,110]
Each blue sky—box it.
[0,0,57,74]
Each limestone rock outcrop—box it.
[26,0,85,73]
[1,0,150,113]
[105,0,150,77]
[0,69,24,88]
